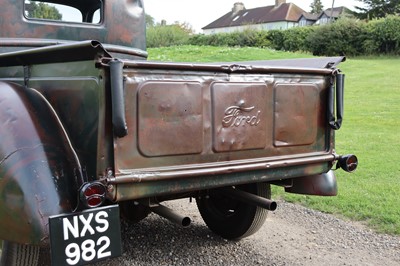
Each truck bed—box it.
[108,58,343,200]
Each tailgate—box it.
[110,58,343,197]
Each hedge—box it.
[364,16,400,54]
[147,24,190,48]
[149,16,400,56]
[306,18,368,56]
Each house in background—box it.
[315,6,352,24]
[202,0,305,35]
[300,6,351,26]
[298,12,319,27]
[203,1,351,35]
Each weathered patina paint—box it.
[0,0,353,248]
[0,0,146,53]
[109,60,341,201]
[0,82,81,245]
[0,41,114,245]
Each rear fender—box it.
[284,171,337,196]
[0,81,84,245]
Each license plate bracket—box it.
[49,205,122,266]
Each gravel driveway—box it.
[95,199,400,266]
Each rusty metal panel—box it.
[0,59,110,182]
[0,81,83,245]
[273,83,319,147]
[212,82,270,152]
[137,81,203,156]
[0,0,146,56]
[114,65,332,178]
[115,162,331,200]
[0,41,111,67]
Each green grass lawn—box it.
[294,56,400,234]
[148,45,312,62]
[148,46,400,235]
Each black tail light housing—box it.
[338,154,358,173]
[79,182,107,208]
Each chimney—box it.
[275,0,286,6]
[232,2,245,15]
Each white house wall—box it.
[203,21,298,35]
[316,14,330,25]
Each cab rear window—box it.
[24,0,102,24]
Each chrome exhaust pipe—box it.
[220,187,277,211]
[151,204,191,227]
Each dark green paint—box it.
[0,0,355,248]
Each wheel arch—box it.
[0,81,84,246]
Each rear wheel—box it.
[0,241,40,266]
[196,183,271,240]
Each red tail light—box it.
[79,182,106,208]
[338,154,358,173]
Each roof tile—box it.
[203,3,304,30]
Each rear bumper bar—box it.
[107,153,338,185]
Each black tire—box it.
[0,241,40,266]
[196,183,271,240]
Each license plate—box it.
[49,205,122,266]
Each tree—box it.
[26,1,62,20]
[146,14,155,28]
[173,21,194,34]
[354,0,400,19]
[310,0,324,14]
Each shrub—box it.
[366,16,400,54]
[306,18,368,56]
[282,26,315,52]
[189,29,269,48]
[253,31,271,48]
[266,30,285,50]
[234,28,259,47]
[147,24,191,48]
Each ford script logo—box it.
[222,105,261,127]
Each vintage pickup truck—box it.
[0,0,358,265]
